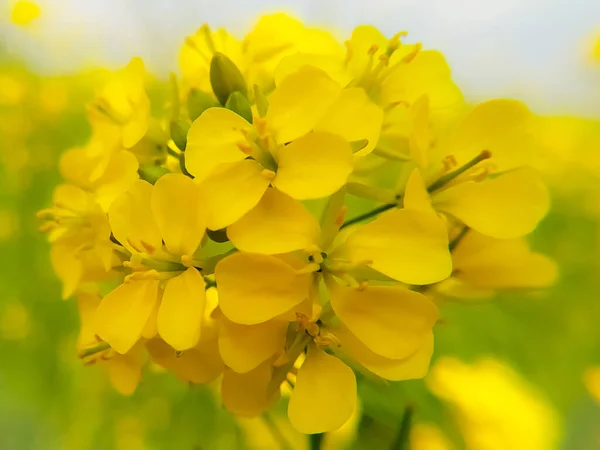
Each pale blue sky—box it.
[2,0,600,116]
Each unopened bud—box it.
[170,119,190,151]
[138,165,170,185]
[210,52,247,105]
[225,91,253,123]
[187,89,215,121]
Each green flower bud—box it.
[210,52,247,105]
[138,165,171,185]
[170,119,190,151]
[225,91,253,123]
[187,89,215,121]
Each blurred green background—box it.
[2,2,600,449]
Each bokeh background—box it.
[1,1,600,449]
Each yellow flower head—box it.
[39,12,557,437]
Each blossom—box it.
[433,229,558,299]
[185,66,382,229]
[95,174,208,354]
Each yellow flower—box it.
[434,229,558,299]
[87,58,150,150]
[275,25,463,161]
[186,66,381,229]
[38,185,113,299]
[77,292,143,396]
[403,158,550,240]
[180,13,341,95]
[215,190,441,432]
[59,141,139,212]
[95,174,208,354]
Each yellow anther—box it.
[254,117,268,136]
[357,281,369,292]
[368,44,379,55]
[237,141,253,155]
[314,330,341,348]
[260,169,276,181]
[295,263,321,275]
[140,240,156,254]
[181,254,193,267]
[401,42,422,64]
[442,155,458,172]
[335,205,348,228]
[296,313,320,337]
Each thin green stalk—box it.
[309,432,325,450]
[340,202,396,229]
[262,414,293,450]
[390,404,414,450]
[426,150,491,193]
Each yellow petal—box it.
[76,292,102,350]
[215,253,312,325]
[316,88,383,157]
[275,52,351,87]
[451,231,558,290]
[273,132,353,200]
[200,159,271,230]
[288,345,357,434]
[95,279,160,354]
[221,361,280,417]
[157,268,206,352]
[440,99,535,170]
[244,13,304,68]
[141,291,160,339]
[108,180,162,254]
[50,241,83,299]
[180,27,243,91]
[408,95,430,168]
[151,173,205,256]
[336,324,434,381]
[344,25,389,79]
[93,150,140,212]
[266,66,342,143]
[146,336,224,384]
[330,284,438,359]
[185,107,251,181]
[219,317,288,373]
[403,168,436,215]
[340,209,452,285]
[227,187,320,254]
[433,167,550,239]
[106,343,143,396]
[380,50,462,109]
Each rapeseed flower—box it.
[39,12,557,436]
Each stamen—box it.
[260,169,276,181]
[427,150,492,193]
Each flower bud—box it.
[187,89,215,121]
[170,119,190,151]
[225,91,253,123]
[209,52,247,105]
[138,165,170,185]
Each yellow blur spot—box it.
[38,80,69,115]
[0,75,27,105]
[0,210,18,241]
[10,1,41,26]
[1,301,31,340]
[116,416,146,450]
[594,37,600,61]
[410,423,454,450]
[427,357,560,450]
[583,367,600,404]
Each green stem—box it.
[309,433,325,450]
[449,226,469,252]
[340,202,396,229]
[426,150,491,193]
[390,404,414,450]
[79,341,110,359]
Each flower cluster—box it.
[39,13,557,434]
